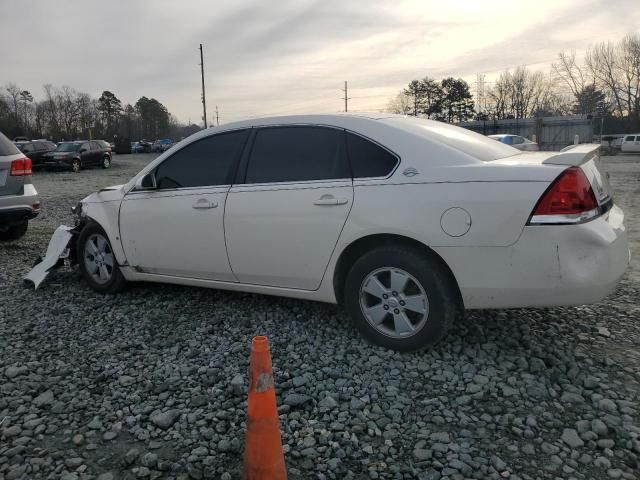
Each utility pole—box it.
[341,81,351,112]
[216,105,219,126]
[199,43,207,128]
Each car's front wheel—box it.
[102,156,111,169]
[72,159,81,173]
[77,223,127,293]
[344,245,459,351]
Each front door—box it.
[119,129,250,280]
[225,126,353,290]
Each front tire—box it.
[102,156,111,169]
[344,245,459,351]
[72,159,81,173]
[77,223,127,293]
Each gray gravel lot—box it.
[1,153,639,480]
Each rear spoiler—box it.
[542,144,600,166]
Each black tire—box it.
[0,221,28,241]
[72,158,81,173]
[344,245,460,352]
[102,156,111,169]
[77,222,127,293]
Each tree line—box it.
[388,33,640,132]
[0,84,201,142]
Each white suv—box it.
[30,114,628,351]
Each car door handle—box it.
[192,199,218,209]
[313,195,348,206]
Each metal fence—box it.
[458,115,594,151]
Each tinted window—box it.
[512,136,525,145]
[625,136,634,141]
[81,143,90,152]
[90,141,102,150]
[346,132,398,178]
[34,143,47,151]
[155,130,249,189]
[246,127,348,184]
[21,143,35,153]
[0,133,21,156]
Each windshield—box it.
[56,143,81,152]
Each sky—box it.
[2,0,639,125]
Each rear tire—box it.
[77,222,127,293]
[0,221,28,241]
[102,156,111,169]
[72,159,81,173]
[344,245,459,351]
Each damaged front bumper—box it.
[24,225,80,289]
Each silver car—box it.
[0,131,40,241]
[489,134,539,151]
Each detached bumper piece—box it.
[24,225,76,289]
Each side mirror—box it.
[136,172,157,190]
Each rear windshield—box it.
[56,143,81,152]
[383,117,518,161]
[0,132,21,156]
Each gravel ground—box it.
[1,153,639,480]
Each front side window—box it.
[56,143,81,152]
[346,132,398,178]
[90,141,101,150]
[81,143,90,152]
[155,129,249,189]
[21,143,35,153]
[245,126,349,184]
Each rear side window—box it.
[346,132,398,178]
[90,141,102,150]
[624,135,634,141]
[21,143,35,153]
[0,132,20,156]
[245,126,349,184]
[155,129,249,189]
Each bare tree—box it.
[585,41,625,117]
[386,92,412,115]
[552,52,590,98]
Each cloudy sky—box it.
[2,0,639,124]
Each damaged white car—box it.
[26,114,629,351]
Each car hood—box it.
[81,184,126,204]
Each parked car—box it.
[620,134,640,153]
[29,114,628,351]
[152,139,173,152]
[0,131,40,241]
[14,140,57,168]
[40,140,112,172]
[489,134,539,151]
[13,136,29,142]
[131,142,144,154]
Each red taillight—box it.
[529,167,599,224]
[10,157,32,176]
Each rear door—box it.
[90,141,103,165]
[0,132,24,197]
[225,126,353,290]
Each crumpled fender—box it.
[24,225,76,289]
[80,187,128,266]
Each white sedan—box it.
[27,114,629,351]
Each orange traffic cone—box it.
[243,336,287,480]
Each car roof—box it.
[188,113,517,162]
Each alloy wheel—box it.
[83,233,114,284]
[359,267,429,338]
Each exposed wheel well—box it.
[333,234,463,307]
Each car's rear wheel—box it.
[0,221,28,241]
[344,245,459,351]
[102,156,111,169]
[72,159,81,173]
[77,223,127,293]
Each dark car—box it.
[40,140,112,172]
[14,140,57,168]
